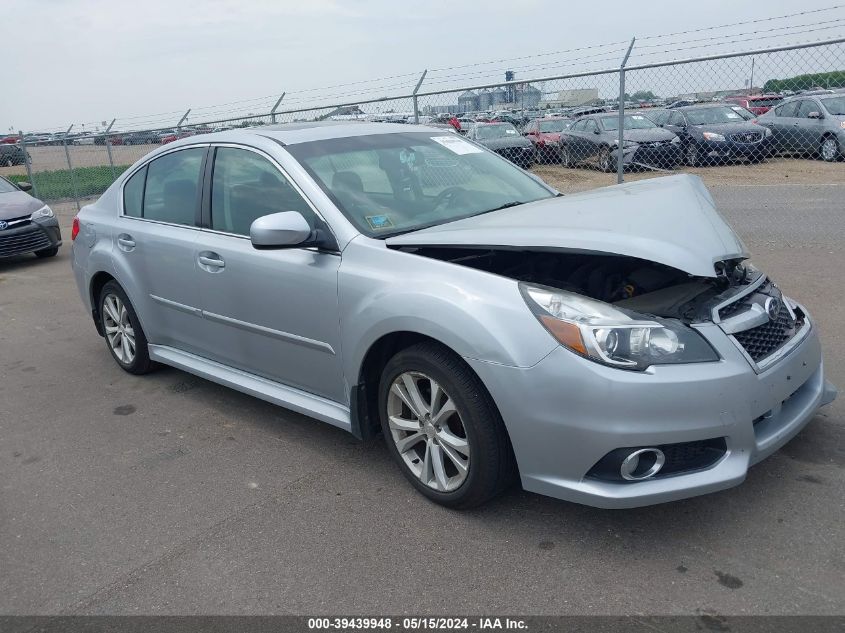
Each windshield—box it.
[286,132,554,237]
[0,177,19,194]
[538,120,570,132]
[474,123,519,139]
[729,106,755,120]
[821,96,845,115]
[599,114,657,131]
[685,107,747,125]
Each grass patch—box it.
[8,165,130,201]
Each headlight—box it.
[520,283,719,371]
[670,136,681,144]
[30,205,53,220]
[763,126,772,136]
[612,139,637,148]
[702,132,726,142]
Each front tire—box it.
[99,281,154,375]
[378,342,515,509]
[598,146,613,172]
[820,136,839,162]
[685,143,701,167]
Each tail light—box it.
[71,216,80,241]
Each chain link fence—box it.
[1,37,842,209]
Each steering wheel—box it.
[431,186,468,211]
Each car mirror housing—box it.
[808,111,824,119]
[250,211,314,249]
[17,181,33,192]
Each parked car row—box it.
[469,93,843,171]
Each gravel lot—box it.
[0,179,843,617]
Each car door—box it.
[194,145,345,403]
[581,118,602,162]
[773,100,802,152]
[794,99,826,154]
[113,145,208,355]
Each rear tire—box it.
[378,341,515,509]
[560,145,572,167]
[99,281,154,375]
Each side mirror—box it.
[593,128,601,134]
[808,111,823,119]
[250,211,313,249]
[17,181,33,192]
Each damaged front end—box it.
[386,175,804,373]
[394,246,761,371]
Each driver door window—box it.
[210,147,315,236]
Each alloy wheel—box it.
[102,293,136,364]
[598,147,612,172]
[386,371,470,492]
[686,144,699,166]
[821,137,838,162]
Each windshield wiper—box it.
[480,201,525,214]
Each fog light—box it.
[620,448,665,481]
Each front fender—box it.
[338,238,558,388]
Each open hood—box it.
[386,174,747,278]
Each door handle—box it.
[198,253,225,270]
[117,234,135,250]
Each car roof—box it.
[676,103,733,110]
[532,116,571,121]
[165,121,442,150]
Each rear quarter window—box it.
[123,166,145,217]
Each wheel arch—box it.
[89,271,117,336]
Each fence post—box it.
[412,70,428,124]
[18,130,38,199]
[62,124,81,211]
[270,93,286,124]
[176,109,191,131]
[104,118,117,181]
[617,38,636,185]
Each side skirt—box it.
[148,344,352,432]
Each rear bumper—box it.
[466,310,835,509]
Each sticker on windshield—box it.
[430,135,483,155]
[726,112,741,118]
[365,214,395,231]
[632,115,645,120]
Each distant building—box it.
[541,88,600,108]
[457,90,479,113]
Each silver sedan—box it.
[71,122,837,508]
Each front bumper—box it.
[617,143,682,169]
[467,309,836,508]
[0,217,61,258]
[700,135,774,159]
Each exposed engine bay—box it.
[400,247,756,323]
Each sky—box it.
[3,0,844,132]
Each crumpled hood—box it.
[690,122,764,136]
[387,174,748,278]
[0,191,44,220]
[623,128,678,143]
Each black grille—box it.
[0,226,51,257]
[732,303,799,362]
[719,299,749,319]
[729,131,763,143]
